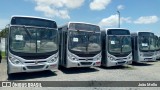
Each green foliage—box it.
[0,51,5,59]
[0,28,8,38]
[1,52,5,57]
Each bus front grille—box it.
[116,58,127,61]
[80,62,92,65]
[26,65,45,69]
[19,54,53,60]
[143,53,154,57]
[79,59,93,61]
[25,61,47,64]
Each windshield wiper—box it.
[23,25,33,39]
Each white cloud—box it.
[117,5,125,10]
[0,19,9,30]
[121,17,132,23]
[63,0,85,9]
[99,15,118,27]
[99,15,159,27]
[33,0,84,19]
[98,14,131,27]
[134,16,159,24]
[90,0,111,10]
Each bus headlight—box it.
[128,56,132,59]
[156,52,158,55]
[48,59,55,63]
[72,57,77,61]
[109,56,115,61]
[110,57,113,60]
[140,53,143,56]
[9,56,22,65]
[48,56,58,63]
[54,56,58,60]
[68,53,78,61]
[96,56,101,61]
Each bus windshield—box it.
[68,30,101,54]
[139,35,155,51]
[108,35,132,54]
[9,26,58,54]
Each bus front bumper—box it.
[138,56,157,62]
[106,59,132,67]
[8,60,58,74]
[66,59,101,68]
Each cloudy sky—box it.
[0,0,160,35]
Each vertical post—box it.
[117,10,120,28]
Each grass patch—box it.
[1,51,6,59]
[1,51,5,57]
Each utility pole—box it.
[117,10,120,28]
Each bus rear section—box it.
[6,16,59,75]
[131,32,156,62]
[58,22,101,68]
[101,28,132,67]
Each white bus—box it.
[131,32,156,62]
[58,22,101,68]
[6,16,59,76]
[154,35,159,60]
[155,36,160,60]
[101,28,132,67]
[158,37,160,60]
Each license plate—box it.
[117,61,126,64]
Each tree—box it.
[0,28,8,38]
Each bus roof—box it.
[100,28,131,35]
[131,31,154,36]
[132,31,153,34]
[101,28,129,32]
[11,15,54,22]
[59,22,99,28]
[68,22,99,27]
[10,15,57,28]
[105,28,129,30]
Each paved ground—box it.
[0,59,160,90]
